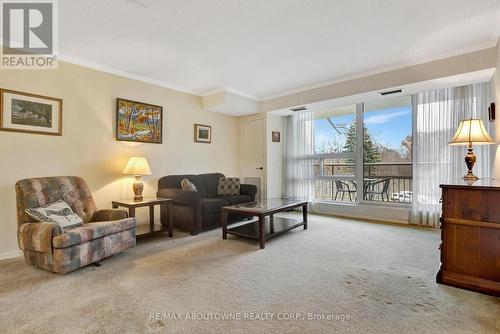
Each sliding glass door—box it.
[363,97,412,204]
[313,104,358,203]
[312,96,413,205]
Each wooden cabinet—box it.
[438,181,500,296]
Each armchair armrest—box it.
[92,209,128,222]
[18,222,61,253]
[157,188,201,207]
[240,184,258,201]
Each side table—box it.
[112,197,173,239]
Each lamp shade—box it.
[123,157,152,175]
[449,119,494,146]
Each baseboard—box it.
[311,200,411,224]
[0,250,22,261]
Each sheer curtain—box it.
[283,110,315,201]
[412,83,491,227]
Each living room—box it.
[0,1,499,333]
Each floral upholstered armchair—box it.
[16,176,136,274]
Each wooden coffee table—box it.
[112,197,173,239]
[221,198,308,249]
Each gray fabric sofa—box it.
[157,173,257,235]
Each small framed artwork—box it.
[194,123,212,143]
[0,89,62,136]
[488,103,495,122]
[272,131,280,142]
[116,98,162,144]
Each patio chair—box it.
[334,180,356,201]
[364,178,391,201]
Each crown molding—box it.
[200,86,261,101]
[9,41,498,106]
[58,53,200,96]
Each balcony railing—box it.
[314,162,412,204]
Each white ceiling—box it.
[59,0,500,100]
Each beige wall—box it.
[0,61,239,258]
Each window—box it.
[363,97,412,203]
[313,104,357,202]
[312,96,413,204]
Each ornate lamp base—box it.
[462,147,479,181]
[133,175,144,202]
[462,172,479,181]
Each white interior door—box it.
[239,118,265,201]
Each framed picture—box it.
[272,131,280,142]
[116,98,162,144]
[488,103,495,122]
[194,123,212,143]
[0,89,62,136]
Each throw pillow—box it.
[181,178,197,192]
[25,200,83,232]
[217,177,240,196]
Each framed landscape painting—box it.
[0,89,62,136]
[194,123,211,143]
[116,98,163,144]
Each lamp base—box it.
[133,175,144,202]
[462,173,479,181]
[462,147,478,182]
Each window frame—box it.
[312,101,413,207]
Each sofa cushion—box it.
[52,218,135,248]
[200,198,229,215]
[218,195,251,205]
[199,173,224,198]
[158,174,207,198]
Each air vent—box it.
[290,106,308,112]
[379,88,404,96]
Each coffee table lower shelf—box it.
[226,216,304,241]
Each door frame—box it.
[238,114,267,200]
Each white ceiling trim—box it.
[58,53,200,96]
[58,42,496,107]
[201,86,261,101]
[260,42,498,101]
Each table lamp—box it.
[123,156,152,202]
[449,118,494,181]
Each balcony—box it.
[314,162,412,204]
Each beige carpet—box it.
[0,214,498,334]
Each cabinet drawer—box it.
[442,188,500,222]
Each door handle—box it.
[256,166,264,170]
